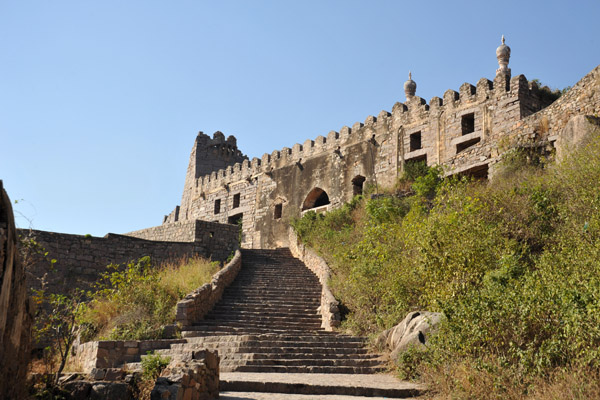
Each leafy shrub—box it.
[141,351,170,380]
[78,256,218,341]
[292,132,600,397]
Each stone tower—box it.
[179,131,247,221]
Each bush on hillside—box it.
[292,135,600,397]
[78,256,219,341]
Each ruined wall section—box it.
[22,227,237,296]
[501,64,600,150]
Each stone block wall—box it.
[73,339,186,372]
[151,351,219,400]
[288,227,341,330]
[126,220,198,242]
[176,250,242,327]
[125,219,240,262]
[22,226,237,296]
[0,181,33,399]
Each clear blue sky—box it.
[2,1,599,236]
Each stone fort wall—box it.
[149,40,600,249]
[23,223,239,296]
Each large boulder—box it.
[555,115,600,162]
[377,311,442,360]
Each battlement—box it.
[185,70,550,196]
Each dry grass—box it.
[420,359,600,400]
[158,257,219,298]
[79,256,219,341]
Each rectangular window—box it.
[461,113,475,135]
[214,199,221,214]
[409,131,422,152]
[233,193,240,208]
[274,204,283,219]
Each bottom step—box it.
[220,372,425,398]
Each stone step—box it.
[181,328,330,337]
[209,305,319,313]
[210,305,318,314]
[171,248,385,380]
[185,325,323,334]
[202,314,322,323]
[189,320,322,329]
[214,297,320,305]
[221,287,318,293]
[182,334,367,344]
[170,344,372,355]
[236,358,382,368]
[226,365,385,374]
[219,372,425,398]
[221,291,321,298]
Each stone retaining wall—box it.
[288,227,341,330]
[22,223,239,296]
[73,338,187,373]
[21,229,204,295]
[176,249,242,327]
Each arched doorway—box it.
[302,188,330,210]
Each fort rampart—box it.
[153,40,600,249]
[22,222,239,296]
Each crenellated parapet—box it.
[185,71,550,198]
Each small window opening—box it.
[461,113,475,135]
[214,199,221,214]
[352,175,366,196]
[274,204,283,219]
[228,213,243,225]
[409,131,422,151]
[302,188,331,210]
[233,193,240,208]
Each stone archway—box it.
[302,188,330,210]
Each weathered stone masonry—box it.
[23,220,239,296]
[154,38,599,250]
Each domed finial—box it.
[404,71,417,99]
[496,35,511,77]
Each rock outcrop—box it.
[377,311,442,360]
[0,180,34,399]
[555,115,600,162]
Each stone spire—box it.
[496,35,511,77]
[404,71,416,99]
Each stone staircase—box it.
[153,248,385,374]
